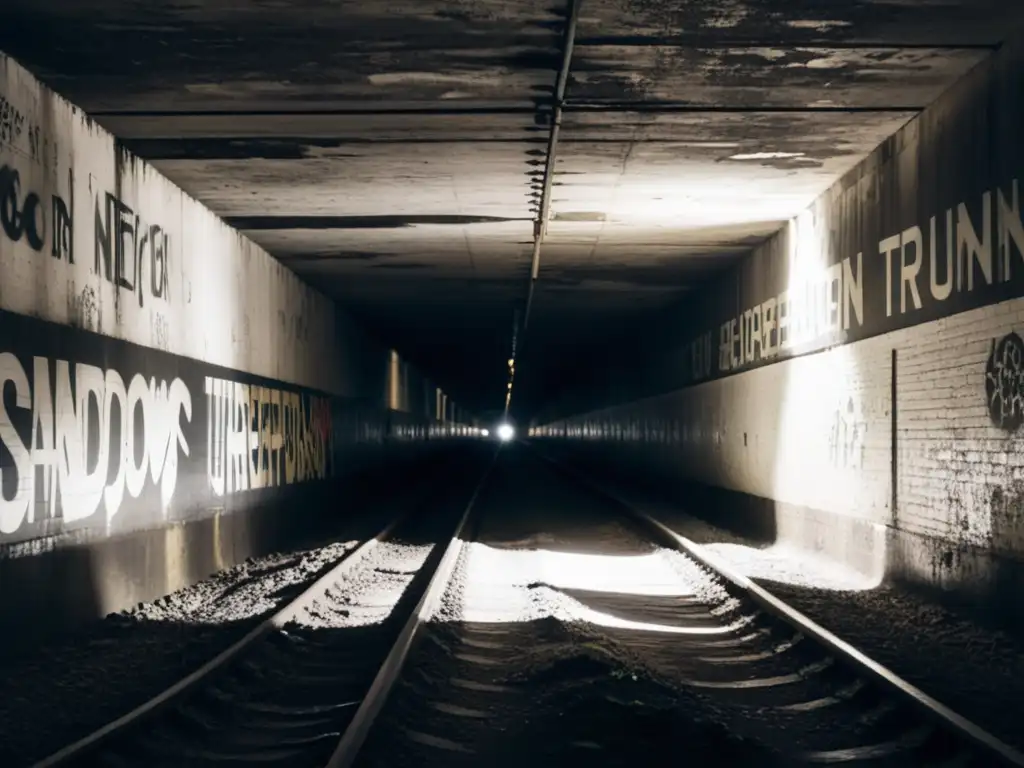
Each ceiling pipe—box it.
[505,0,581,417]
[523,0,581,332]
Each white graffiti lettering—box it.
[828,395,867,470]
[0,353,192,534]
[717,252,863,376]
[697,179,1024,382]
[204,376,332,497]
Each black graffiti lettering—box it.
[147,225,170,301]
[986,332,1024,433]
[27,125,40,159]
[116,199,136,294]
[0,164,68,256]
[0,96,25,145]
[95,191,170,305]
[21,192,44,251]
[137,229,148,306]
[94,193,112,280]
[51,194,73,262]
[1,165,25,241]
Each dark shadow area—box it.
[470,445,671,557]
[880,512,1024,639]
[353,605,970,767]
[528,440,780,547]
[356,617,794,767]
[746,572,1024,757]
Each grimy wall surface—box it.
[536,40,1024,624]
[0,53,463,643]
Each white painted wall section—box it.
[0,53,358,397]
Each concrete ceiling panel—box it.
[0,0,1017,411]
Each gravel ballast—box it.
[0,538,364,766]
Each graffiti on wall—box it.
[985,331,1024,432]
[0,164,172,304]
[689,331,713,382]
[680,179,1024,386]
[0,165,73,262]
[0,95,25,146]
[1,85,71,263]
[0,352,193,535]
[1,82,170,307]
[828,396,867,470]
[204,376,332,498]
[717,251,864,376]
[0,327,341,544]
[94,191,170,307]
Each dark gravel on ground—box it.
[0,539,361,767]
[357,617,786,768]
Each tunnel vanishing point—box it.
[1,1,1024,646]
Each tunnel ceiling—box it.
[1,1,1019,415]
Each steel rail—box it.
[325,448,500,767]
[535,449,1024,768]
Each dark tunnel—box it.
[2,2,1024,766]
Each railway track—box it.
[31,448,497,768]
[32,446,1024,768]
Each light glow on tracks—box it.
[438,542,749,636]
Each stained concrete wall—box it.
[0,52,468,646]
[534,39,1024,626]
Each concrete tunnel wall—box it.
[533,38,1024,625]
[0,52,468,645]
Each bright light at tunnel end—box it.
[497,424,515,442]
